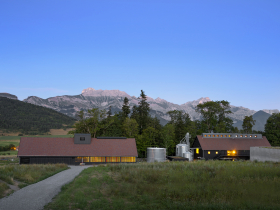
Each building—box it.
[192,133,271,160]
[18,134,138,165]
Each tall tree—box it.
[137,90,150,134]
[123,118,139,138]
[195,100,233,133]
[167,110,192,143]
[68,108,114,138]
[121,97,130,118]
[265,113,280,146]
[107,106,112,118]
[242,115,256,134]
[161,124,175,156]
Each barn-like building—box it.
[18,134,138,165]
[192,133,271,160]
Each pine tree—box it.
[137,90,150,134]
[121,97,130,118]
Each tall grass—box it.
[108,161,280,209]
[45,161,280,210]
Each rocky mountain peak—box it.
[81,87,130,98]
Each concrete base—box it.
[250,147,280,162]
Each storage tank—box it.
[176,144,189,156]
[147,148,166,163]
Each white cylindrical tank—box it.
[176,144,188,157]
[147,148,166,163]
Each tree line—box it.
[69,90,280,157]
[0,97,76,135]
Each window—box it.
[208,135,211,137]
[196,148,199,154]
[80,137,85,141]
[255,135,257,138]
[228,135,231,137]
[224,135,227,137]
[245,135,247,137]
[204,135,207,137]
[212,135,215,137]
[221,135,223,137]
[216,135,219,137]
[235,135,238,137]
[250,135,252,137]
[208,151,210,154]
[216,151,218,154]
[240,135,243,137]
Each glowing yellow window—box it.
[196,148,199,154]
[208,135,211,137]
[212,135,215,137]
[204,135,207,137]
[233,150,236,154]
[208,151,210,154]
[228,135,231,137]
[221,135,223,137]
[216,151,218,154]
[240,135,243,137]
[216,135,219,137]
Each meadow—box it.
[0,163,68,198]
[44,161,280,210]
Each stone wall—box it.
[250,147,280,162]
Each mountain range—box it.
[1,89,279,131]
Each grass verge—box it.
[0,163,69,198]
[44,161,280,210]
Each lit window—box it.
[250,135,252,137]
[228,135,231,137]
[221,135,223,137]
[224,135,227,137]
[196,148,199,154]
[235,135,238,137]
[212,135,215,137]
[240,135,243,137]
[204,135,207,137]
[245,135,247,137]
[208,151,210,154]
[233,150,236,154]
[216,151,218,154]
[255,135,257,138]
[208,135,211,137]
[216,135,219,137]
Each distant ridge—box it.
[22,87,280,129]
[0,93,18,100]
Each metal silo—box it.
[147,148,166,162]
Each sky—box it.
[1,0,280,111]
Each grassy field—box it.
[44,161,280,210]
[0,163,69,198]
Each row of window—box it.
[204,134,258,138]
[205,150,237,155]
[75,156,136,163]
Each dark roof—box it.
[196,135,271,150]
[18,137,138,157]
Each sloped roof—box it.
[196,135,271,150]
[18,137,138,157]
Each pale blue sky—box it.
[1,0,279,111]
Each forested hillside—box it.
[0,97,76,135]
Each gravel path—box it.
[0,165,92,210]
